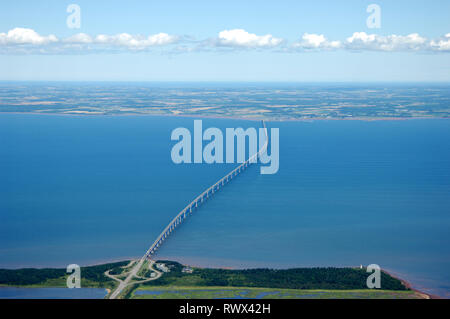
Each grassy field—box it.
[0,277,116,290]
[132,286,423,299]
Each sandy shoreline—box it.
[382,270,439,299]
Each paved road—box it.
[108,258,161,299]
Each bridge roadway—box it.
[144,120,268,259]
[109,120,268,298]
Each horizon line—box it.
[1,80,449,84]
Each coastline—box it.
[0,256,439,299]
[382,270,439,299]
[0,110,448,123]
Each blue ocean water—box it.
[0,287,107,299]
[0,114,449,297]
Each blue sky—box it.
[0,0,449,81]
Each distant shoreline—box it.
[0,111,449,122]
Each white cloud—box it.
[214,29,283,48]
[293,33,341,50]
[0,27,58,45]
[93,32,177,49]
[64,33,93,44]
[429,33,450,52]
[345,32,428,51]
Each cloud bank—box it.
[344,32,428,51]
[1,27,449,54]
[64,32,178,48]
[0,28,179,54]
[291,32,449,52]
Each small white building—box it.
[182,266,194,274]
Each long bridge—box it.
[144,120,268,259]
[109,120,268,298]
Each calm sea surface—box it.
[0,287,107,299]
[0,114,449,297]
